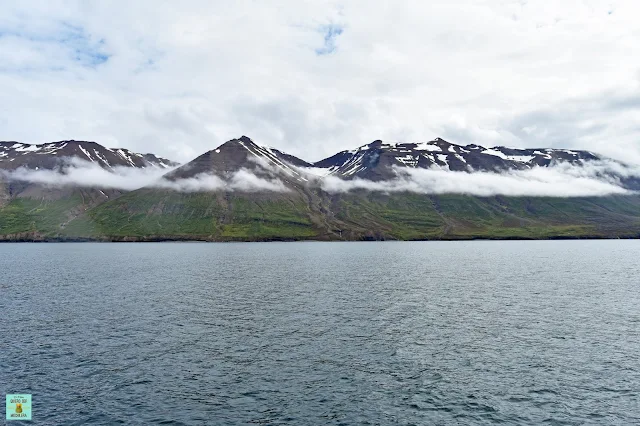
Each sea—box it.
[1,241,638,425]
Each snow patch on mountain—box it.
[0,140,178,171]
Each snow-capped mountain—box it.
[2,135,640,242]
[313,138,602,181]
[0,140,177,171]
[1,136,631,193]
[0,140,179,204]
[167,136,312,185]
[160,136,638,192]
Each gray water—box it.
[1,241,639,425]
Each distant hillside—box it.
[0,140,176,171]
[1,136,640,241]
[0,139,178,237]
[314,138,603,181]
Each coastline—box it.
[1,234,638,242]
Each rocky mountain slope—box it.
[0,140,177,196]
[166,136,310,185]
[0,140,178,235]
[1,136,640,241]
[313,138,603,180]
[0,140,176,171]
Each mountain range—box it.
[1,136,640,241]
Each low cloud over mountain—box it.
[320,162,635,197]
[2,136,640,197]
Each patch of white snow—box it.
[414,142,442,152]
[481,149,508,159]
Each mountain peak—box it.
[167,136,311,183]
[0,140,176,170]
[216,136,259,151]
[311,138,605,181]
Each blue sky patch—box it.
[0,20,110,71]
[57,22,111,67]
[315,24,343,55]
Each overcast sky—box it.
[1,1,640,164]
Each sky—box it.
[1,1,640,165]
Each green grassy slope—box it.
[1,188,640,241]
[61,189,321,241]
[321,192,640,240]
[0,196,94,239]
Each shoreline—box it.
[1,234,638,243]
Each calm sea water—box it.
[1,241,639,425]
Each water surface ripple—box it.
[1,241,639,424]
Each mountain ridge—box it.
[0,140,178,171]
[310,137,604,181]
[1,135,640,242]
[0,135,620,180]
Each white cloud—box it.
[1,158,171,191]
[1,1,640,164]
[0,158,289,192]
[227,169,288,192]
[321,162,639,197]
[155,168,289,192]
[2,155,638,197]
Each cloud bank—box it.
[2,157,639,197]
[0,158,289,193]
[320,162,640,197]
[156,169,288,192]
[2,158,170,191]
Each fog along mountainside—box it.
[1,136,640,241]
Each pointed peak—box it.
[364,140,385,149]
[216,136,259,151]
[430,137,452,145]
